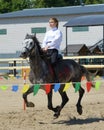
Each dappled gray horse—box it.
[20,34,94,118]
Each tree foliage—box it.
[0,0,104,13]
[11,0,31,11]
[85,0,103,4]
[0,0,31,13]
[33,0,66,8]
[0,0,11,13]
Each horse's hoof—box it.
[54,106,60,112]
[77,106,82,115]
[54,112,60,118]
[27,102,35,107]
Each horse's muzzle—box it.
[20,52,27,59]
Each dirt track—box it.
[0,77,104,130]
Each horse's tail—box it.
[80,65,91,81]
[80,65,97,87]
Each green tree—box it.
[64,0,80,6]
[0,0,12,13]
[0,0,104,13]
[85,0,103,4]
[0,0,32,13]
[11,0,31,11]
[33,0,66,8]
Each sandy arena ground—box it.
[0,77,104,130]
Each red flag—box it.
[44,84,51,94]
[86,82,92,92]
[0,76,3,80]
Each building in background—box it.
[0,4,104,55]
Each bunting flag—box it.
[9,75,15,79]
[91,75,95,81]
[95,81,101,90]
[0,77,3,80]
[16,75,21,79]
[102,76,104,79]
[22,84,29,93]
[12,85,19,92]
[63,83,71,92]
[33,84,40,96]
[96,75,100,79]
[81,76,86,81]
[44,84,51,94]
[3,75,8,80]
[0,75,21,80]
[54,83,60,92]
[75,82,81,92]
[0,85,8,90]
[0,74,104,94]
[86,82,92,92]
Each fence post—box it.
[13,60,16,77]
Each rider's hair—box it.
[49,17,59,28]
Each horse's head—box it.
[20,34,41,59]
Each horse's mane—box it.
[33,35,42,51]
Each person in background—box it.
[42,17,62,82]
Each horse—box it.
[20,34,94,118]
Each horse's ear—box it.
[25,33,29,38]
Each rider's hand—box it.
[42,46,49,52]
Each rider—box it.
[42,17,62,82]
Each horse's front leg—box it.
[23,85,35,107]
[47,88,59,113]
[54,89,69,118]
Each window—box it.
[72,26,89,32]
[0,29,7,35]
[31,27,46,34]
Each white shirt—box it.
[42,27,62,51]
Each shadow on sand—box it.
[52,117,104,125]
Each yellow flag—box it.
[63,83,71,92]
[9,75,15,79]
[22,84,29,93]
[96,75,100,79]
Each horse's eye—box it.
[30,42,33,45]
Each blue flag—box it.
[12,85,19,92]
[54,83,60,92]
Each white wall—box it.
[68,26,103,46]
[0,15,103,53]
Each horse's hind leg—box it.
[73,83,85,115]
[77,87,85,115]
[23,85,35,107]
[47,89,54,110]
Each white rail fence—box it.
[0,55,104,76]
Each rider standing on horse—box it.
[42,17,63,82]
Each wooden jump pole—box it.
[23,70,26,110]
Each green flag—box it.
[95,81,101,90]
[3,75,8,80]
[75,82,80,93]
[33,84,40,96]
[0,85,8,90]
